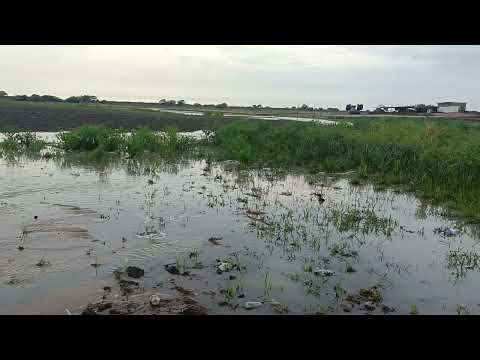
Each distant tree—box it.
[65,95,98,104]
[15,95,29,101]
[159,99,167,104]
[193,103,201,107]
[357,104,363,111]
[290,106,297,110]
[327,107,339,112]
[0,90,7,96]
[177,100,186,106]
[300,104,310,111]
[29,94,62,102]
[166,100,176,106]
[346,104,352,111]
[216,102,228,109]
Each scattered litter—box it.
[244,301,263,310]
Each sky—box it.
[1,45,479,110]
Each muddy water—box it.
[1,155,479,314]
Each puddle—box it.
[0,153,478,314]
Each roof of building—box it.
[438,102,467,106]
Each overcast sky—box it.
[1,45,479,110]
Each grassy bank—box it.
[211,118,480,220]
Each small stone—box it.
[342,303,353,312]
[229,275,237,280]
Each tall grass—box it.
[210,118,480,220]
[57,125,197,158]
[0,129,47,153]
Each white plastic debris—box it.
[313,268,335,276]
[150,294,161,307]
[244,301,263,310]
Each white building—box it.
[437,102,467,113]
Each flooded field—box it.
[145,108,349,125]
[1,150,479,315]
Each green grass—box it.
[3,115,480,222]
[209,118,480,221]
[57,125,198,158]
[0,129,47,154]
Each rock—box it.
[125,266,144,279]
[174,285,197,296]
[119,279,139,295]
[229,275,237,280]
[165,263,189,275]
[313,268,335,276]
[364,301,376,311]
[244,301,263,310]
[201,289,216,296]
[150,294,161,307]
[208,237,223,245]
[381,304,395,313]
[346,265,357,273]
[103,286,112,292]
[342,303,353,313]
[148,179,154,185]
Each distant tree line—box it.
[0,90,7,97]
[159,99,228,109]
[11,93,105,104]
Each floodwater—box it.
[1,151,479,314]
[144,108,350,126]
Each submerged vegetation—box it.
[3,115,480,221]
[0,129,47,154]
